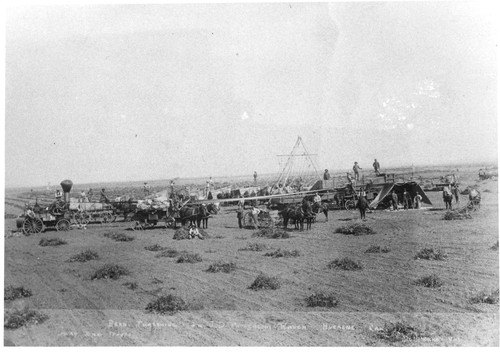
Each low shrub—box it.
[206,261,237,273]
[145,295,188,315]
[469,289,499,304]
[144,244,166,252]
[176,252,202,263]
[376,322,426,343]
[68,249,99,262]
[4,308,49,329]
[103,232,134,242]
[151,277,163,284]
[249,273,281,290]
[123,282,138,290]
[264,249,300,258]
[335,224,375,236]
[4,286,32,301]
[414,248,447,260]
[239,242,270,252]
[305,292,338,308]
[327,257,363,271]
[39,238,67,246]
[252,228,289,239]
[413,274,443,288]
[91,264,129,280]
[155,248,180,258]
[365,245,391,254]
[173,226,210,240]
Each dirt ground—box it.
[3,168,499,346]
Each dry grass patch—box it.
[4,308,49,329]
[103,231,134,242]
[365,245,391,254]
[376,322,427,343]
[68,249,99,262]
[414,248,447,260]
[413,274,443,288]
[91,264,130,280]
[335,223,375,236]
[145,295,189,315]
[469,289,499,304]
[206,261,237,273]
[239,242,270,252]
[176,252,202,263]
[252,228,290,239]
[39,238,67,246]
[249,273,281,290]
[305,292,338,308]
[155,248,180,258]
[4,286,32,301]
[328,257,363,271]
[264,249,300,258]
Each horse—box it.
[179,204,209,228]
[279,205,305,231]
[443,192,453,210]
[206,203,219,215]
[356,196,370,220]
[312,202,328,222]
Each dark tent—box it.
[369,181,432,209]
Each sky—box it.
[4,1,498,188]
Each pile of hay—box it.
[414,248,447,260]
[144,244,166,252]
[248,273,281,290]
[176,251,202,263]
[4,308,49,329]
[173,226,209,240]
[305,292,339,308]
[145,295,188,315]
[365,245,391,254]
[103,232,135,242]
[443,210,472,220]
[239,242,270,252]
[264,249,300,258]
[206,261,237,273]
[327,257,363,271]
[91,264,129,280]
[39,238,67,246]
[252,228,289,239]
[123,282,138,290]
[469,289,499,304]
[335,224,375,236]
[413,274,443,288]
[155,248,180,258]
[4,286,32,301]
[376,322,426,343]
[68,249,99,262]
[491,241,499,251]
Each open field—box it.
[3,166,499,346]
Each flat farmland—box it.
[3,170,498,346]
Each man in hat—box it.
[323,169,331,180]
[391,190,399,210]
[100,188,109,203]
[373,159,380,176]
[353,162,362,181]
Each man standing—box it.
[356,193,369,220]
[100,188,109,203]
[403,189,412,210]
[237,202,244,229]
[353,162,362,181]
[251,206,260,229]
[323,169,331,180]
[253,171,258,185]
[452,184,460,204]
[373,159,380,175]
[391,190,399,210]
[414,193,423,209]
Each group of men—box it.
[323,159,382,184]
[389,189,423,211]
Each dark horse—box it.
[443,192,453,210]
[312,202,329,222]
[179,204,209,228]
[279,205,306,231]
[356,196,370,220]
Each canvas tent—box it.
[369,181,432,209]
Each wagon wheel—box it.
[101,211,112,223]
[22,217,44,235]
[56,218,71,231]
[345,200,356,211]
[74,211,90,225]
[259,212,274,228]
[165,216,176,229]
[242,211,255,228]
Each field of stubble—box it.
[3,168,498,346]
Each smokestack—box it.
[60,179,73,203]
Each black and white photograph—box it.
[3,0,498,346]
